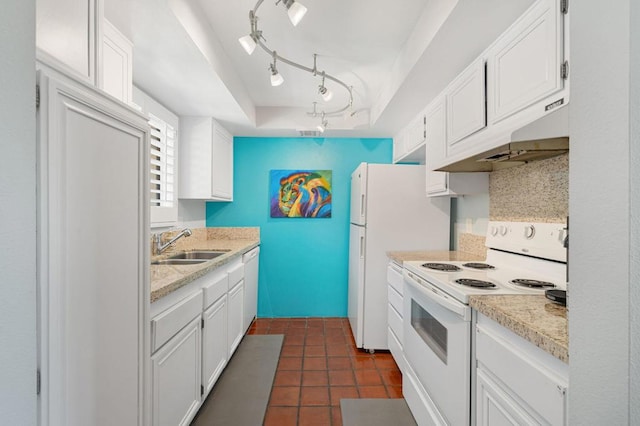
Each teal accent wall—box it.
[206,137,392,318]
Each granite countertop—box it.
[469,295,568,363]
[150,227,260,303]
[387,250,484,264]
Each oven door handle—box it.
[404,271,471,320]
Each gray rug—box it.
[341,398,417,426]
[191,334,283,426]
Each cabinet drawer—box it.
[387,327,405,373]
[203,270,229,309]
[387,302,403,343]
[476,322,567,425]
[386,263,404,295]
[228,263,244,288]
[387,284,403,317]
[152,291,203,353]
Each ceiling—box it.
[105,0,535,137]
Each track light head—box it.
[283,0,307,26]
[269,64,284,86]
[239,34,257,55]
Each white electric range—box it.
[401,221,568,426]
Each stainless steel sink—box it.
[168,251,228,260]
[151,259,208,266]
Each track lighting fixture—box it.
[240,0,354,131]
[269,52,284,86]
[317,113,328,133]
[318,74,333,102]
[238,34,257,55]
[282,0,307,26]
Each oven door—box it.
[403,270,471,426]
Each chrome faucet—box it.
[154,228,192,255]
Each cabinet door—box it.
[424,97,449,195]
[392,128,406,163]
[227,280,245,357]
[488,0,564,124]
[446,58,486,151]
[211,123,233,200]
[152,317,202,426]
[101,19,133,104]
[405,113,426,153]
[476,368,538,426]
[202,296,228,396]
[38,71,149,426]
[36,0,99,83]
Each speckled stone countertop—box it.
[386,250,484,264]
[150,227,260,303]
[470,295,568,363]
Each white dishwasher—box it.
[242,246,260,333]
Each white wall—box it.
[0,0,37,424]
[569,1,634,422]
[450,194,489,250]
[630,1,640,422]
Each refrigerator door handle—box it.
[360,194,365,219]
[360,235,365,258]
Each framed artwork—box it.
[269,169,332,218]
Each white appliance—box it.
[242,246,260,333]
[402,221,567,426]
[348,163,450,351]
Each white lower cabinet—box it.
[475,313,568,425]
[227,279,245,357]
[150,255,253,425]
[202,296,228,395]
[152,317,202,426]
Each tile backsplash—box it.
[490,153,568,222]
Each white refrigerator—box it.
[348,163,450,351]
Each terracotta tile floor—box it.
[247,317,403,426]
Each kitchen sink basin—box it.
[151,259,208,266]
[168,250,228,260]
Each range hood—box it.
[438,107,569,172]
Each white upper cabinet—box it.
[179,117,233,201]
[487,0,565,124]
[425,96,489,197]
[101,19,133,105]
[424,97,449,194]
[36,0,100,84]
[446,58,487,154]
[393,112,427,164]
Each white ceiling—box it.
[105,0,535,137]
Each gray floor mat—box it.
[341,398,417,426]
[191,334,283,426]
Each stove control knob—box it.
[524,224,536,239]
[490,226,498,236]
[499,225,508,236]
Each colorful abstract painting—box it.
[269,170,332,218]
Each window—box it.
[132,86,179,226]
[149,114,175,210]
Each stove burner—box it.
[510,278,555,289]
[454,278,497,289]
[462,262,495,270]
[422,263,462,272]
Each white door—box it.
[202,296,228,396]
[348,224,366,348]
[446,58,487,153]
[211,122,233,200]
[424,96,449,195]
[227,280,245,357]
[476,368,538,426]
[350,163,367,225]
[487,0,564,124]
[38,70,149,426]
[151,317,202,426]
[242,247,260,332]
